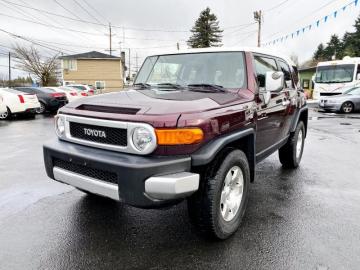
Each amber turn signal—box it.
[155,128,204,145]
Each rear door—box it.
[254,54,287,154]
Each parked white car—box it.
[59,86,89,97]
[45,87,81,103]
[0,88,40,119]
[67,84,95,95]
[0,93,7,117]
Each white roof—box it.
[317,57,360,67]
[148,46,296,66]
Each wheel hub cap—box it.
[0,111,8,119]
[296,130,303,159]
[220,166,244,222]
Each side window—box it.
[254,55,278,88]
[356,64,360,80]
[278,60,294,89]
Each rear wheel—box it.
[279,121,305,168]
[341,101,354,114]
[35,102,46,114]
[188,149,250,239]
[0,107,11,120]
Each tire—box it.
[35,102,46,114]
[187,149,250,240]
[341,101,354,114]
[279,121,305,168]
[0,107,11,120]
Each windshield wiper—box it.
[155,83,183,89]
[133,83,152,89]
[187,84,225,92]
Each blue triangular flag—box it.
[324,16,328,22]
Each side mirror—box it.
[356,73,360,81]
[259,71,284,105]
[265,71,284,92]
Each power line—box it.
[0,27,68,54]
[53,0,83,21]
[73,0,102,24]
[0,12,105,36]
[263,0,341,40]
[80,0,109,23]
[0,12,185,43]
[264,0,290,12]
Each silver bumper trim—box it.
[53,167,119,200]
[145,172,199,200]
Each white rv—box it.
[313,57,360,100]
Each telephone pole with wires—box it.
[105,23,116,56]
[8,52,11,87]
[254,10,262,47]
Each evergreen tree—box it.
[323,35,344,60]
[343,16,360,57]
[313,43,326,61]
[187,7,223,48]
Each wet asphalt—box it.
[0,110,360,270]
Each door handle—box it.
[282,100,290,106]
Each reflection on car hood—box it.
[64,88,251,115]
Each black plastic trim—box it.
[191,128,255,166]
[43,139,191,208]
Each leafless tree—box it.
[290,53,299,67]
[0,73,6,87]
[13,45,59,86]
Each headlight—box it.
[55,115,65,137]
[132,127,155,152]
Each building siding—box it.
[63,59,124,91]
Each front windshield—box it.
[135,52,247,89]
[315,64,354,83]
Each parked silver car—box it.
[319,87,360,113]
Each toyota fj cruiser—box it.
[43,48,308,239]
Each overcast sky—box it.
[0,0,359,78]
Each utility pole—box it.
[128,48,131,81]
[134,52,139,73]
[254,10,262,47]
[105,23,116,56]
[8,52,11,87]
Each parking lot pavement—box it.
[0,111,360,270]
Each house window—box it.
[63,59,77,71]
[95,81,105,90]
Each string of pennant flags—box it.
[263,0,359,46]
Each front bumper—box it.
[318,102,341,111]
[43,139,199,208]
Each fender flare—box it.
[290,106,308,135]
[191,128,256,181]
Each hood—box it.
[64,88,248,115]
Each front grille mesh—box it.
[69,122,127,146]
[53,158,118,184]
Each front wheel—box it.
[341,101,354,114]
[279,121,305,168]
[187,149,250,239]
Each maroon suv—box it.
[43,48,308,239]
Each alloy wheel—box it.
[0,110,8,119]
[296,129,303,160]
[342,102,353,113]
[36,103,45,114]
[220,166,244,222]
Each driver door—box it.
[254,54,287,155]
